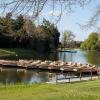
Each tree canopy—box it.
[80,32,100,50]
[0,13,60,52]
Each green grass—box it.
[0,48,41,60]
[0,80,100,100]
[0,48,15,56]
[0,48,56,60]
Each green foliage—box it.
[41,19,60,50]
[14,14,24,31]
[0,14,60,52]
[80,32,99,50]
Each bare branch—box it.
[79,5,100,31]
[0,0,92,23]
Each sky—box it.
[40,0,100,41]
[0,0,100,41]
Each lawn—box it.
[0,48,43,60]
[0,80,100,100]
[0,48,56,60]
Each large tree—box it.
[80,32,99,50]
[0,14,60,51]
[33,19,60,51]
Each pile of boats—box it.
[0,59,99,73]
[17,60,98,72]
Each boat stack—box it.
[0,59,99,74]
[17,60,98,73]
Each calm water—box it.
[58,50,100,65]
[0,49,100,84]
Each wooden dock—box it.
[0,59,100,82]
[0,59,99,74]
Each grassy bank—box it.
[0,80,100,100]
[0,48,35,59]
[0,48,57,60]
[0,48,45,60]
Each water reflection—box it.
[58,50,100,65]
[0,50,100,84]
[58,50,87,64]
[0,69,51,84]
[1,50,100,65]
[85,51,100,65]
[0,68,76,84]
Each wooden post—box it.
[79,69,82,81]
[56,73,58,83]
[38,67,40,72]
[49,67,51,73]
[60,68,64,74]
[69,78,70,83]
[65,74,66,79]
[97,67,99,79]
[90,68,93,80]
[0,64,3,72]
[0,67,2,72]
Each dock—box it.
[0,59,100,83]
[0,59,99,74]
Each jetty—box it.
[0,59,99,74]
[0,59,100,83]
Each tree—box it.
[14,14,25,31]
[31,19,60,52]
[61,30,75,48]
[5,12,12,19]
[23,19,35,37]
[80,32,99,50]
[41,19,60,50]
[0,13,60,52]
[0,14,32,48]
[0,12,14,36]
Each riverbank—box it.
[0,79,100,100]
[0,48,49,60]
[0,48,35,59]
[0,48,60,60]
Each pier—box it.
[0,59,100,83]
[0,59,99,74]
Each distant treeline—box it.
[0,13,60,52]
[80,32,100,50]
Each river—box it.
[0,50,100,84]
